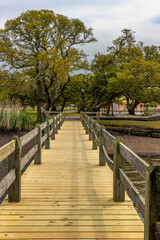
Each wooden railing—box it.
[81,112,160,240]
[0,112,65,203]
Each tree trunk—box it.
[44,103,50,111]
[37,100,41,121]
[77,105,80,113]
[128,107,135,115]
[50,76,71,111]
[36,80,42,121]
[61,98,67,111]
[106,102,112,115]
[43,78,52,111]
[35,61,42,121]
[127,99,140,115]
[51,105,57,111]
[79,89,86,112]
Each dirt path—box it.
[107,130,160,153]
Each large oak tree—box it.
[0,10,96,120]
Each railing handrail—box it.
[0,140,16,163]
[0,111,65,204]
[81,111,160,240]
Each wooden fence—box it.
[0,112,65,203]
[81,112,160,240]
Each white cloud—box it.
[0,0,160,60]
[61,0,160,57]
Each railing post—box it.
[96,112,100,121]
[45,120,50,149]
[34,124,42,164]
[144,163,160,240]
[43,109,48,121]
[89,118,93,141]
[62,112,64,123]
[92,122,97,150]
[113,137,125,202]
[86,116,89,134]
[80,112,82,123]
[51,117,55,140]
[61,113,64,126]
[58,114,61,130]
[8,136,21,202]
[55,116,58,134]
[81,113,84,126]
[83,115,86,130]
[99,126,106,166]
[63,112,65,123]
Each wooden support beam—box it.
[144,164,160,240]
[51,117,55,140]
[89,118,93,141]
[55,116,58,134]
[99,126,106,166]
[113,137,125,202]
[8,136,21,202]
[58,114,61,130]
[34,125,42,165]
[45,120,50,149]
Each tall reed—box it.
[0,109,32,130]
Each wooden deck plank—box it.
[0,121,144,239]
[0,232,144,239]
[0,220,143,225]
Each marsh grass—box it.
[0,109,32,130]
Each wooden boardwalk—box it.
[0,121,144,239]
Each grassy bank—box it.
[26,109,37,122]
[65,112,80,116]
[100,120,160,129]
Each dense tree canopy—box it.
[0,9,96,119]
[0,14,160,117]
[90,29,160,114]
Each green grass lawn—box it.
[65,112,80,116]
[100,120,160,129]
[27,109,80,119]
[27,110,37,122]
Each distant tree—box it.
[61,74,92,112]
[92,29,160,115]
[108,57,160,114]
[143,45,160,61]
[90,51,120,113]
[0,69,10,104]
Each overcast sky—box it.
[0,0,160,60]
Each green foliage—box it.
[0,10,96,118]
[0,110,32,130]
[61,74,92,111]
[26,110,38,122]
[91,29,160,115]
